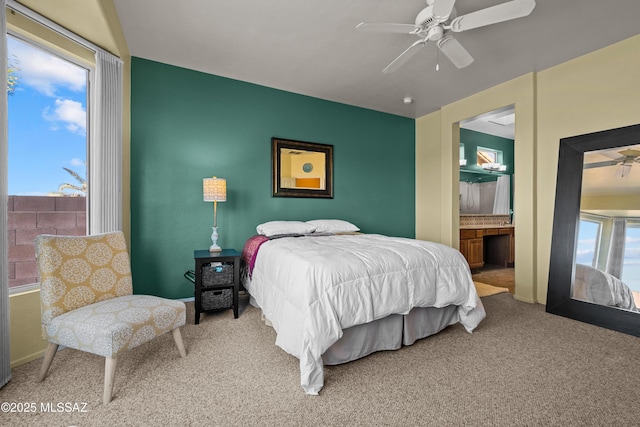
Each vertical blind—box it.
[89,51,123,234]
[1,0,12,389]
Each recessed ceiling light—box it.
[403,97,413,104]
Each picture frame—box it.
[272,137,334,198]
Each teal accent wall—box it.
[130,58,415,298]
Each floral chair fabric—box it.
[42,294,185,358]
[35,231,187,404]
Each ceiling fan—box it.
[583,148,640,178]
[356,0,536,73]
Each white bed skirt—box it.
[251,296,460,366]
[323,305,459,365]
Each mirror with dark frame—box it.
[547,123,640,337]
[272,137,333,198]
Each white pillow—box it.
[306,219,360,234]
[256,221,317,237]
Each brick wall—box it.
[8,196,86,289]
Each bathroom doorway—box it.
[458,106,516,293]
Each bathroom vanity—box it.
[459,215,514,270]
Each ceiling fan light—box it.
[427,26,444,41]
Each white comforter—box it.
[244,234,486,394]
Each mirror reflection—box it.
[280,149,326,190]
[574,145,640,312]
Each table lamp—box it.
[203,176,227,252]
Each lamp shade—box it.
[203,177,227,202]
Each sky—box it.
[7,35,87,196]
[622,226,640,290]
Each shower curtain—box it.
[492,175,510,215]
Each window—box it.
[477,147,502,166]
[622,220,640,291]
[576,218,601,267]
[8,35,88,197]
[7,33,89,291]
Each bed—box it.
[241,220,486,395]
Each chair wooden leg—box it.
[103,357,117,405]
[37,343,59,382]
[172,328,187,358]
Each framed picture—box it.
[272,137,333,198]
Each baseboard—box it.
[10,349,45,369]
[513,295,539,304]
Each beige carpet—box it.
[1,294,639,426]
[474,280,509,297]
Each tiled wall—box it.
[460,214,511,227]
[8,196,86,288]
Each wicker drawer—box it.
[202,288,233,311]
[202,263,234,287]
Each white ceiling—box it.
[113,0,640,119]
[582,146,640,217]
[583,146,640,197]
[460,105,515,139]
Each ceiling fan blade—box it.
[382,39,426,74]
[615,164,632,178]
[599,150,626,161]
[436,36,474,68]
[583,160,620,169]
[356,22,417,34]
[433,0,457,20]
[449,0,536,32]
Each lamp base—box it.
[209,226,221,252]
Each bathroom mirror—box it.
[272,137,333,198]
[547,123,640,337]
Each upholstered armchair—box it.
[34,231,187,404]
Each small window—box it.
[576,219,601,267]
[477,147,501,166]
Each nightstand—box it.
[193,249,240,324]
